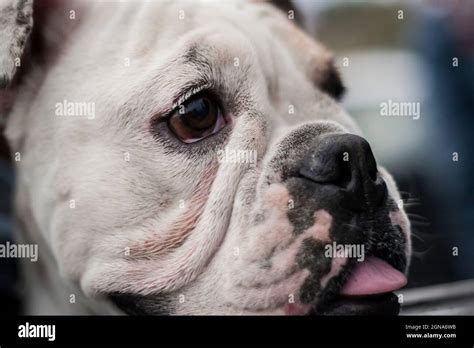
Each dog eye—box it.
[167,94,226,143]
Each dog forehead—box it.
[83,0,324,82]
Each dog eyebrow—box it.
[143,45,216,122]
[182,45,211,67]
[172,45,215,105]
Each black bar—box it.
[0,316,473,345]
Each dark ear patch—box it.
[319,64,345,100]
[267,0,303,27]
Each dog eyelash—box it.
[172,82,213,110]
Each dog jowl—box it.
[0,0,411,315]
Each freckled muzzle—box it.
[284,133,389,240]
[277,133,408,310]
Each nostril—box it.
[376,178,388,205]
[335,154,353,187]
[369,169,378,182]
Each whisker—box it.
[404,199,421,204]
[410,230,427,242]
[410,222,427,229]
[410,248,432,260]
[403,197,421,202]
[341,223,363,232]
[406,213,429,220]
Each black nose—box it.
[298,134,387,207]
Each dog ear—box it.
[256,0,345,100]
[319,62,345,100]
[0,0,34,88]
[266,0,303,26]
[0,0,73,117]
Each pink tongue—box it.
[340,256,407,296]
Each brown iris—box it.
[168,94,225,143]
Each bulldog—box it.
[0,0,411,315]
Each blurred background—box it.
[295,0,474,288]
[0,0,473,314]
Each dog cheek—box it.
[389,210,412,264]
[378,166,412,261]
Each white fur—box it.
[3,0,410,314]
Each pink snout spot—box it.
[340,256,407,296]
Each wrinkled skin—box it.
[1,0,411,314]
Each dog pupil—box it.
[194,98,208,116]
[184,97,215,130]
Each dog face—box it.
[2,0,410,315]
